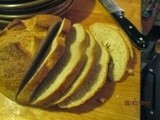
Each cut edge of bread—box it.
[50,30,98,105]
[58,30,110,108]
[31,24,88,107]
[16,18,71,104]
[105,24,134,60]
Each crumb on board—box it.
[127,68,133,74]
[97,98,106,103]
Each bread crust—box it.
[0,14,63,102]
[35,14,62,28]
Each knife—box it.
[141,41,160,119]
[141,54,160,119]
[99,0,149,50]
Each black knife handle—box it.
[112,12,149,50]
[141,54,160,119]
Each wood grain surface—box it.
[0,0,141,120]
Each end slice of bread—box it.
[31,24,88,107]
[58,30,110,108]
[89,23,130,82]
[50,30,98,105]
[0,15,60,101]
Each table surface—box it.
[0,0,141,120]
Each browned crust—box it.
[0,14,63,102]
[35,14,62,28]
[0,19,25,36]
[0,19,32,101]
[17,18,71,104]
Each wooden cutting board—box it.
[0,0,141,120]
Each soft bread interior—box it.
[89,23,129,81]
[106,25,134,59]
[51,30,98,105]
[31,24,88,107]
[58,30,110,108]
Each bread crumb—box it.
[127,68,133,74]
[97,98,106,103]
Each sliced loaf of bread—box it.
[17,18,71,104]
[58,30,110,108]
[0,15,61,101]
[89,23,130,82]
[50,30,98,105]
[31,24,88,107]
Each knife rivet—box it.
[129,26,133,29]
[150,111,154,115]
[120,16,123,19]
[149,68,153,72]
[139,37,143,41]
[142,44,146,47]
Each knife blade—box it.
[99,0,149,50]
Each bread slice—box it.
[107,25,134,59]
[89,23,129,81]
[50,30,98,105]
[121,31,134,60]
[58,30,110,108]
[31,24,88,107]
[16,18,71,104]
[0,15,61,101]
